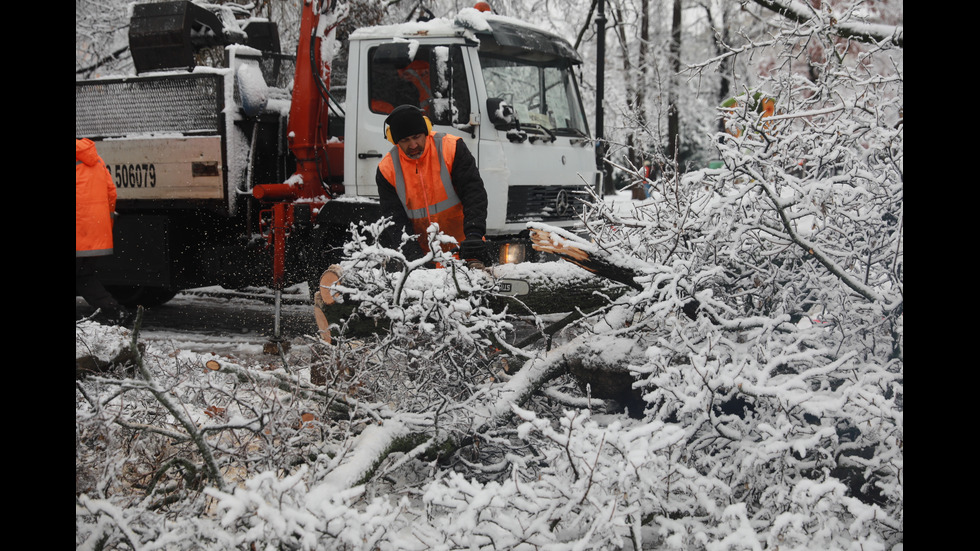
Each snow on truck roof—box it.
[349,7,582,63]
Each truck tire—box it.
[106,285,178,309]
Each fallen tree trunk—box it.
[299,227,667,487]
[488,267,628,315]
[315,262,630,349]
[305,330,606,497]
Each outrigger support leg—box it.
[264,203,291,355]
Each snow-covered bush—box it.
[555,4,903,548]
[323,219,516,411]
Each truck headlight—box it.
[498,242,526,264]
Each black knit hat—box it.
[385,105,429,143]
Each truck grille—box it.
[76,73,223,138]
[506,185,590,223]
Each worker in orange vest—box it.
[376,105,489,265]
[76,138,130,325]
[312,106,489,344]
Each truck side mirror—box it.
[372,42,413,69]
[488,98,527,142]
[487,98,516,126]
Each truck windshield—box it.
[479,54,589,137]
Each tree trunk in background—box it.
[612,6,637,178]
[667,0,682,163]
[608,0,651,200]
[610,2,648,200]
[595,0,616,196]
[705,2,733,134]
[631,0,650,200]
[638,0,649,139]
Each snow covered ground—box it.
[77,284,317,360]
[76,185,902,550]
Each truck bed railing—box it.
[76,73,224,139]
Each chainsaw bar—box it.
[496,278,530,296]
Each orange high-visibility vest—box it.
[76,139,117,257]
[378,132,466,253]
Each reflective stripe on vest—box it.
[389,133,460,220]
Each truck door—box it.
[347,40,478,198]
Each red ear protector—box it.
[384,105,433,144]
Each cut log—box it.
[313,265,392,342]
[529,228,644,291]
[528,225,701,320]
[314,264,344,344]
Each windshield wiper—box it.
[495,120,555,143]
[521,123,557,143]
[551,127,588,137]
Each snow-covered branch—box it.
[751,0,904,47]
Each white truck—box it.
[75,0,597,311]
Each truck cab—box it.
[338,8,596,244]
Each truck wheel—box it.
[106,285,178,309]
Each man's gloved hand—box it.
[459,237,487,263]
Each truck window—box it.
[368,44,471,127]
[480,54,589,136]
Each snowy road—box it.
[75,285,320,358]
